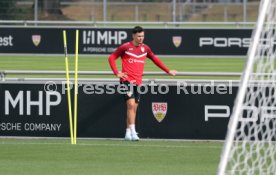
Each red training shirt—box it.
[108,41,170,85]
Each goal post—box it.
[217,0,276,174]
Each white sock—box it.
[129,124,136,134]
[126,128,131,135]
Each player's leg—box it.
[121,82,140,141]
[124,99,137,140]
[127,99,137,126]
[126,99,139,141]
[128,85,141,141]
[120,82,134,140]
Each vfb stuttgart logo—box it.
[152,102,167,123]
[172,36,182,48]
[32,35,41,47]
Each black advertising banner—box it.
[0,83,69,137]
[0,28,65,54]
[0,28,132,54]
[148,28,251,56]
[0,81,238,140]
[0,27,252,56]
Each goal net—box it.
[217,0,276,174]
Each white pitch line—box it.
[0,140,222,149]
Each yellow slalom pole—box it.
[63,30,74,145]
[73,30,79,144]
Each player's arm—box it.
[108,45,128,78]
[147,48,177,76]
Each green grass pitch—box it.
[0,138,222,175]
[0,55,245,79]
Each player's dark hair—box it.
[132,26,144,34]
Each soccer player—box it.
[108,26,177,141]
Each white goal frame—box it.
[217,0,272,174]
